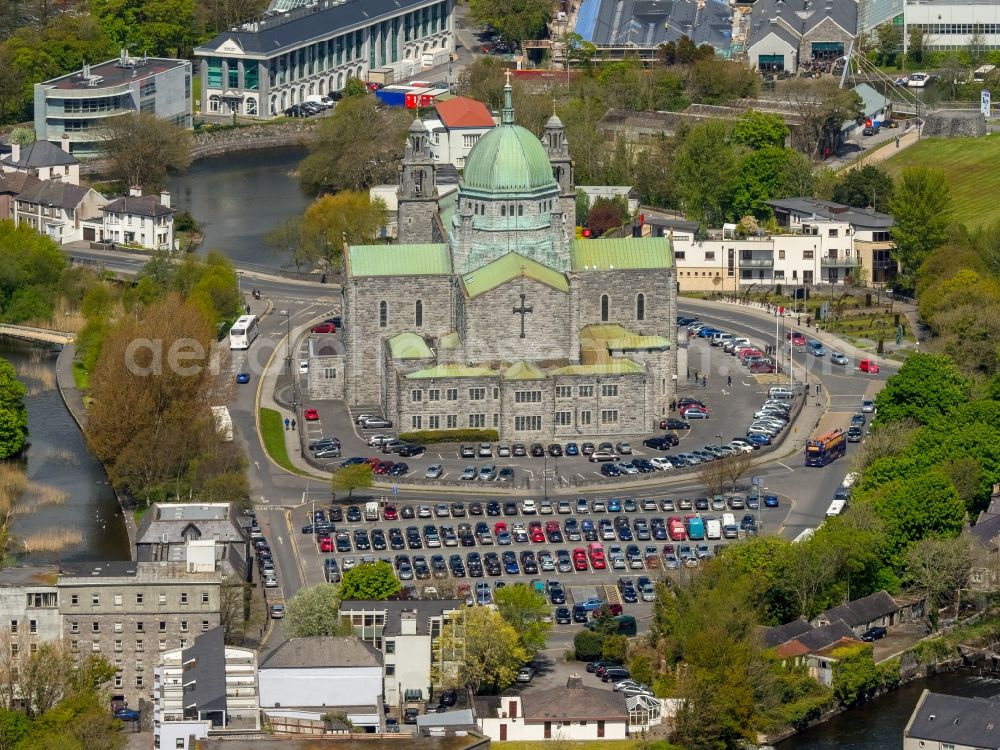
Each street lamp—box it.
[543,452,549,501]
[281,309,291,368]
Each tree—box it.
[573,629,603,661]
[730,146,813,220]
[299,93,412,195]
[493,584,552,654]
[906,536,973,630]
[301,192,387,271]
[342,76,368,97]
[783,539,843,618]
[671,121,737,225]
[91,0,198,57]
[830,643,879,705]
[686,58,759,105]
[0,359,27,459]
[718,451,754,493]
[468,0,550,47]
[98,112,192,191]
[440,607,528,693]
[833,165,894,213]
[907,26,925,64]
[285,583,351,638]
[874,22,902,66]
[219,578,250,644]
[780,78,861,156]
[873,353,968,426]
[695,458,728,496]
[331,463,373,499]
[732,110,789,150]
[0,221,68,323]
[585,198,625,237]
[265,216,315,270]
[339,561,401,601]
[889,167,952,282]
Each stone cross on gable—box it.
[513,293,533,339]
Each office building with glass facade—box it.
[193,0,454,119]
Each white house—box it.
[904,690,1000,750]
[423,96,495,169]
[258,636,384,731]
[153,627,259,750]
[101,187,175,251]
[1,139,80,185]
[477,674,630,742]
[14,179,107,244]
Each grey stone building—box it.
[0,567,62,656]
[340,79,677,439]
[57,561,221,700]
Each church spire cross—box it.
[501,71,515,125]
[512,293,533,339]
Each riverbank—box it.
[53,342,137,557]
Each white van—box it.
[768,386,794,399]
[364,502,379,521]
[705,518,721,539]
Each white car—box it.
[650,457,675,471]
[299,360,309,374]
[521,499,537,514]
[263,574,278,588]
[342,557,357,570]
[367,434,391,446]
[729,442,754,454]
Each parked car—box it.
[861,626,887,641]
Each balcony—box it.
[820,255,859,268]
[739,258,774,268]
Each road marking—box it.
[254,460,260,470]
[277,536,283,545]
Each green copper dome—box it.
[462,80,556,194]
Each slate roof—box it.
[970,514,1000,550]
[434,97,495,129]
[571,237,674,270]
[760,617,813,649]
[136,503,248,545]
[520,679,628,722]
[259,636,382,670]
[196,0,432,58]
[905,690,1000,747]
[577,0,732,50]
[103,194,174,218]
[767,197,894,229]
[747,0,858,50]
[183,627,228,712]
[4,140,79,168]
[818,591,899,628]
[796,620,859,651]
[347,244,451,276]
[0,172,42,195]
[16,180,92,210]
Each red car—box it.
[303,408,319,421]
[572,548,589,571]
[319,537,334,552]
[858,359,880,373]
[364,456,381,467]
[530,527,545,543]
[311,322,335,334]
[590,551,607,570]
[373,461,394,475]
[545,520,561,533]
[787,332,807,346]
[383,504,398,521]
[494,521,508,535]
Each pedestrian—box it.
[702,375,707,389]
[693,370,699,382]
[284,417,290,431]
[245,303,251,314]
[797,315,801,326]
[727,374,732,387]
[669,399,676,412]
[291,419,297,431]
[895,136,900,148]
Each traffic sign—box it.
[751,476,761,486]
[391,485,398,496]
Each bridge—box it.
[0,324,74,345]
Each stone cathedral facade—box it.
[336,80,678,439]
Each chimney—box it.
[159,190,170,209]
[566,674,584,689]
[400,610,418,636]
[10,142,19,163]
[129,185,143,197]
[61,134,71,153]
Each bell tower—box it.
[545,113,576,223]
[398,118,438,244]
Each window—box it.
[469,388,485,400]
[91,594,100,606]
[136,640,144,651]
[411,389,423,402]
[578,385,594,397]
[675,251,686,260]
[92,642,100,652]
[601,384,619,397]
[324,368,336,379]
[9,620,16,634]
[778,249,786,259]
[136,594,143,605]
[70,641,78,652]
[158,594,166,605]
[9,644,16,656]
[446,389,458,401]
[28,620,36,634]
[514,416,542,431]
[70,621,79,634]
[379,301,387,327]
[113,593,122,606]
[386,664,396,676]
[71,595,78,606]
[180,621,188,632]
[428,389,440,401]
[135,676,143,688]
[555,386,571,398]
[411,416,422,429]
[114,640,122,652]
[446,415,457,429]
[202,621,210,631]
[704,251,715,261]
[114,674,122,688]
[159,621,167,632]
[113,622,123,633]
[201,592,209,604]
[92,622,100,633]
[159,639,167,651]
[555,411,572,426]
[136,622,144,632]
[803,250,814,259]
[828,228,839,237]
[600,294,609,322]
[415,299,423,327]
[428,416,440,429]
[515,391,542,403]
[468,414,485,428]
[180,593,188,605]
[492,387,500,400]
[385,639,395,654]
[636,294,645,321]
[493,413,499,428]
[601,409,619,423]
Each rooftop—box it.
[577,0,732,50]
[260,636,382,670]
[571,237,673,271]
[15,180,95,211]
[503,360,547,381]
[905,689,1000,747]
[406,364,496,380]
[58,561,220,583]
[818,591,899,628]
[0,566,59,587]
[136,502,248,545]
[42,56,188,90]
[549,360,645,376]
[747,0,858,49]
[3,140,78,168]
[347,244,451,277]
[462,252,569,298]
[103,194,174,218]
[338,600,463,636]
[194,735,486,750]
[520,674,628,721]
[387,332,434,360]
[767,197,893,229]
[434,97,496,129]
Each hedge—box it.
[396,429,500,445]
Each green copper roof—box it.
[439,332,462,350]
[388,332,433,359]
[606,336,672,350]
[406,363,496,379]
[571,237,674,270]
[550,359,645,376]
[348,244,451,276]
[462,252,569,298]
[503,360,547,380]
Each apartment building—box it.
[0,567,62,657]
[154,627,259,750]
[57,561,221,701]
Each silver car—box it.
[424,464,443,479]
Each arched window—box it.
[600,294,609,322]
[379,301,387,328]
[636,294,645,321]
[501,205,506,217]
[415,299,423,327]
[517,204,523,216]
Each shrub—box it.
[397,429,499,445]
[602,634,628,663]
[574,629,603,661]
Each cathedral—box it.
[334,78,678,439]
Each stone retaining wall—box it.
[924,110,988,137]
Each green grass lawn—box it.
[72,361,89,391]
[259,407,297,474]
[881,134,1000,229]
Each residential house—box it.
[745,0,858,74]
[1,139,80,185]
[135,503,252,582]
[339,599,463,709]
[577,186,640,217]
[423,96,495,169]
[258,636,384,732]
[0,172,41,221]
[477,674,630,742]
[764,618,862,686]
[969,488,1000,590]
[0,567,62,657]
[153,626,259,750]
[57,560,222,700]
[101,187,175,251]
[903,689,1000,749]
[812,590,921,636]
[14,179,107,243]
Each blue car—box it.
[236,372,250,384]
[565,442,580,456]
[601,463,621,477]
[746,434,771,447]
[764,494,779,508]
[115,708,140,721]
[697,327,722,338]
[607,498,622,512]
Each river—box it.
[3,339,129,563]
[167,147,312,269]
[778,668,1000,749]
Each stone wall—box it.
[923,110,987,137]
[576,267,677,337]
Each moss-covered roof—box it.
[462,252,569,298]
[550,360,646,376]
[438,332,463,350]
[347,244,451,276]
[606,335,672,350]
[387,332,433,359]
[503,360,547,380]
[406,363,496,379]
[571,237,673,270]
